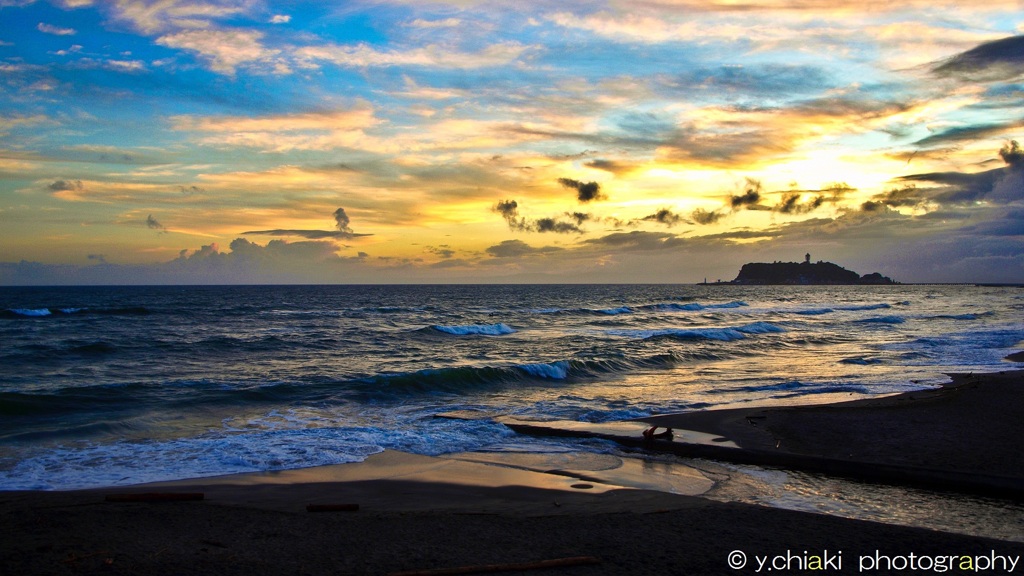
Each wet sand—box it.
[638,369,1024,493]
[3,370,1024,575]
[4,451,1024,576]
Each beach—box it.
[634,369,1024,496]
[3,369,1023,575]
[4,471,1024,576]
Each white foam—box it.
[597,306,633,315]
[0,417,517,491]
[518,360,570,379]
[11,308,51,317]
[735,321,786,334]
[708,300,749,309]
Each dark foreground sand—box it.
[3,370,1024,575]
[4,471,1024,576]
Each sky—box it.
[1,0,1022,285]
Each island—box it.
[726,254,896,285]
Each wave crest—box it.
[856,315,905,324]
[431,323,516,336]
[1,306,151,319]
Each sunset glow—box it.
[1,0,1022,284]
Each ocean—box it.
[2,284,1023,534]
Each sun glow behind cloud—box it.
[0,0,1022,284]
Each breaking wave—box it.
[430,323,517,336]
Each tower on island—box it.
[804,253,811,264]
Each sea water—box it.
[1,284,1022,533]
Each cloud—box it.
[895,141,1024,205]
[774,192,825,214]
[691,208,724,225]
[3,236,375,285]
[47,179,84,192]
[584,159,637,175]
[992,143,1024,204]
[534,217,583,234]
[932,35,1024,82]
[0,114,50,136]
[333,207,353,234]
[859,200,888,213]
[869,186,925,209]
[566,212,591,225]
[494,199,522,228]
[6,0,1022,286]
[665,64,834,100]
[656,97,912,168]
[545,11,708,45]
[730,179,763,209]
[171,108,380,152]
[912,119,1024,148]
[244,207,372,240]
[492,199,584,234]
[103,59,147,72]
[557,1,1022,23]
[146,214,167,232]
[774,194,801,214]
[999,140,1024,167]
[156,28,283,76]
[721,204,1024,284]
[485,239,563,258]
[557,177,605,203]
[408,18,462,29]
[640,208,687,227]
[175,110,378,133]
[224,238,340,264]
[242,229,371,240]
[584,230,680,250]
[425,245,455,259]
[43,177,190,204]
[544,6,1001,62]
[293,41,531,70]
[107,0,251,35]
[37,22,76,35]
[896,170,1001,203]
